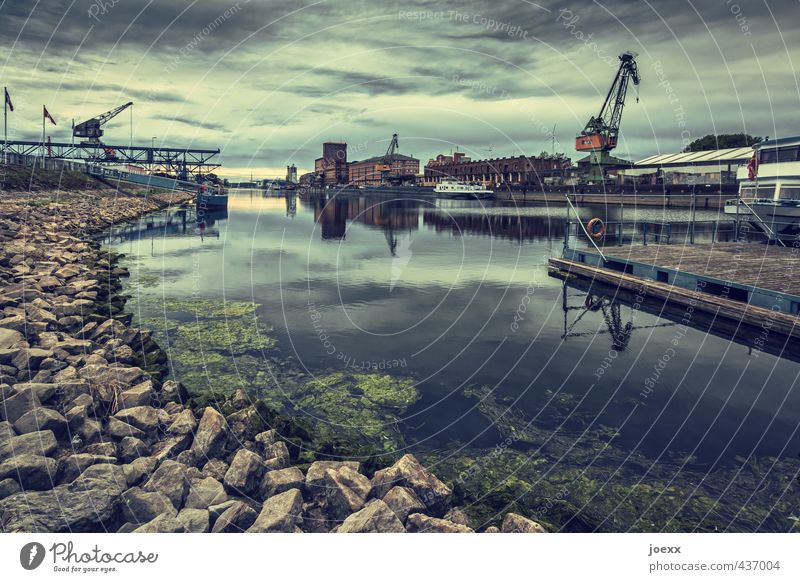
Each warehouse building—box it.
[617,147,754,186]
[348,153,419,186]
[424,152,571,186]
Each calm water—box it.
[106,191,800,531]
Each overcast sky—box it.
[1,0,798,179]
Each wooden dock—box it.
[550,242,800,339]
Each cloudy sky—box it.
[1,0,798,179]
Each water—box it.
[105,192,800,532]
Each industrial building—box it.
[424,152,571,186]
[314,141,349,185]
[617,147,754,186]
[348,153,419,186]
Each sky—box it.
[1,0,798,179]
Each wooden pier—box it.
[550,241,800,339]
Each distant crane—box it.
[73,101,133,160]
[575,52,640,181]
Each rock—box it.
[443,507,471,527]
[113,406,160,433]
[406,513,474,533]
[230,389,250,410]
[149,434,191,461]
[191,407,229,461]
[177,508,209,533]
[185,476,229,509]
[485,526,500,533]
[160,380,188,404]
[0,387,40,424]
[501,513,546,533]
[84,441,116,457]
[166,409,196,435]
[118,436,149,463]
[132,514,186,533]
[18,383,58,403]
[11,348,53,371]
[226,404,266,442]
[13,407,67,437]
[0,477,20,499]
[370,454,452,516]
[106,417,147,440]
[208,500,238,524]
[383,486,426,524]
[122,457,158,487]
[118,381,153,409]
[321,468,368,522]
[143,460,190,509]
[201,458,228,481]
[223,448,264,496]
[262,441,290,471]
[338,499,406,533]
[253,429,277,455]
[58,454,117,484]
[174,449,197,467]
[211,500,258,533]
[246,488,303,533]
[260,467,305,500]
[0,430,57,461]
[0,464,127,532]
[120,487,177,523]
[305,460,361,492]
[0,328,22,349]
[0,454,57,490]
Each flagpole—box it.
[42,106,46,169]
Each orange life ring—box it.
[587,218,605,239]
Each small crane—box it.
[575,52,640,153]
[73,101,133,146]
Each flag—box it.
[4,88,12,112]
[43,105,56,125]
[747,150,759,180]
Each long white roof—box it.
[634,146,754,167]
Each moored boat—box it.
[433,179,495,199]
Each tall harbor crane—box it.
[73,101,133,146]
[575,52,640,181]
[378,133,415,185]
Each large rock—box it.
[191,407,229,461]
[113,406,161,433]
[338,499,406,533]
[177,508,209,533]
[118,381,154,409]
[321,468,370,522]
[118,436,149,463]
[406,513,474,533]
[0,430,57,461]
[223,448,264,496]
[58,454,117,484]
[246,488,303,532]
[160,380,188,404]
[0,328,22,349]
[305,460,360,492]
[0,464,127,532]
[370,454,452,515]
[226,404,267,442]
[0,387,40,424]
[185,476,229,509]
[120,487,177,523]
[262,441,290,471]
[260,467,304,500]
[143,460,190,509]
[167,409,196,435]
[132,514,186,533]
[383,486,426,524]
[0,454,57,490]
[211,500,258,533]
[13,407,67,437]
[106,417,147,440]
[501,513,546,533]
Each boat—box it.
[724,136,800,239]
[196,183,229,210]
[433,179,495,199]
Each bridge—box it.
[1,140,220,179]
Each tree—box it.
[683,133,763,152]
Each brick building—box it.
[314,141,349,185]
[348,153,419,186]
[424,152,571,186]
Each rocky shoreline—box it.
[0,183,546,533]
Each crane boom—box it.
[73,101,133,144]
[576,52,640,152]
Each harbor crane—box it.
[378,133,415,185]
[73,101,133,158]
[575,52,640,181]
